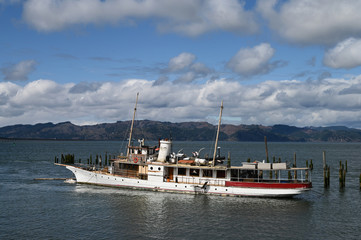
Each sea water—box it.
[1,140,361,239]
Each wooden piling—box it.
[323,151,330,188]
[327,166,330,187]
[227,152,231,168]
[293,152,297,179]
[339,162,346,188]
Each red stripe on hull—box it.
[225,181,312,189]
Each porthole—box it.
[175,185,177,187]
[137,181,139,183]
[158,167,161,171]
[215,188,217,190]
[226,189,228,191]
[122,179,124,181]
[185,186,187,188]
[108,177,109,179]
[150,167,153,170]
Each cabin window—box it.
[190,169,199,177]
[240,170,257,179]
[203,169,213,177]
[216,170,226,178]
[178,168,186,176]
[231,169,239,180]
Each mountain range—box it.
[1,120,361,142]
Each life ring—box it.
[133,157,139,163]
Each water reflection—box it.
[71,185,313,239]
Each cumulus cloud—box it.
[160,53,214,84]
[174,72,196,84]
[167,53,196,72]
[152,75,168,86]
[2,76,361,128]
[22,0,258,36]
[190,62,212,75]
[323,38,361,69]
[257,0,361,45]
[1,60,37,81]
[317,71,332,81]
[226,43,277,76]
[69,82,102,94]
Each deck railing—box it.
[175,176,226,186]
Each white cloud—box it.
[22,0,258,36]
[167,53,196,72]
[158,0,258,36]
[1,60,37,81]
[174,72,196,84]
[163,53,214,84]
[226,43,275,76]
[191,62,212,75]
[2,76,361,128]
[257,0,361,45]
[323,38,361,69]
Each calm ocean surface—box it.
[1,140,361,239]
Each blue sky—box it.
[2,0,361,128]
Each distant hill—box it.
[1,120,361,142]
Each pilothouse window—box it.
[217,170,226,178]
[190,169,199,177]
[178,168,186,176]
[203,169,212,177]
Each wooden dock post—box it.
[293,152,297,179]
[327,166,330,187]
[323,151,330,188]
[227,152,231,168]
[339,162,346,188]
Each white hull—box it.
[66,165,309,198]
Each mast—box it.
[127,92,139,157]
[212,100,223,167]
